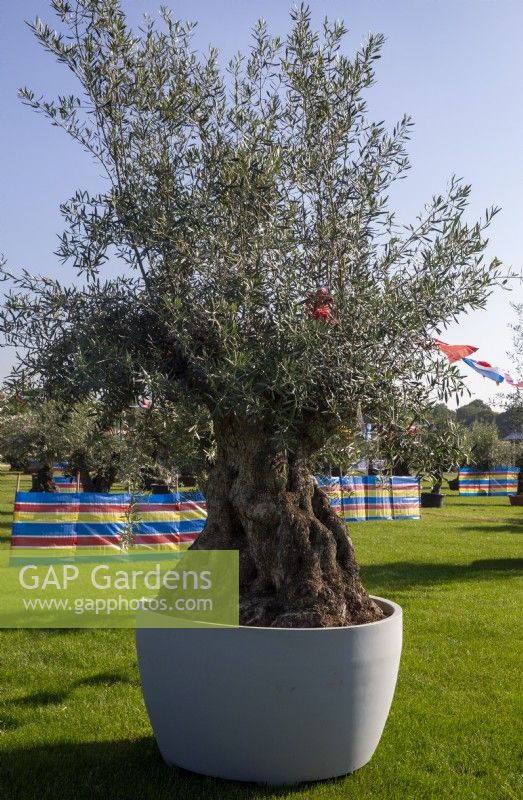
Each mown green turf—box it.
[0,472,521,800]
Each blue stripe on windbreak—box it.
[135,520,205,535]
[16,492,130,504]
[15,491,207,505]
[12,523,124,536]
[133,492,206,504]
[461,467,519,474]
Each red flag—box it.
[504,371,523,389]
[433,339,478,364]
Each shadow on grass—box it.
[459,523,523,534]
[0,737,324,800]
[0,714,21,733]
[361,558,523,592]
[9,690,66,708]
[76,671,132,688]
[449,497,516,506]
[6,672,135,711]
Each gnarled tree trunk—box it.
[70,451,119,493]
[30,463,55,493]
[192,418,383,628]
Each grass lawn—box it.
[0,472,521,800]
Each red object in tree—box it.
[306,287,337,323]
[313,305,332,322]
[433,338,478,364]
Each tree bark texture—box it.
[30,464,55,493]
[70,452,119,493]
[192,419,384,628]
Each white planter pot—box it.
[136,596,402,785]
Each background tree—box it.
[366,402,467,489]
[502,303,523,489]
[495,406,523,438]
[410,419,468,494]
[430,403,457,425]
[0,398,71,489]
[0,391,39,470]
[456,399,497,427]
[0,2,504,627]
[0,395,210,491]
[464,421,513,471]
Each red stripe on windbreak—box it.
[12,535,121,547]
[11,538,73,547]
[14,503,128,513]
[133,533,197,545]
[134,502,207,512]
[74,536,121,545]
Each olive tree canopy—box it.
[0,394,210,491]
[0,1,503,626]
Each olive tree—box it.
[502,304,523,489]
[0,399,72,488]
[411,419,468,494]
[465,422,513,470]
[0,393,210,491]
[0,1,503,626]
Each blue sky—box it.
[1,0,522,407]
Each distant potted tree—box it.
[0,398,71,490]
[508,452,523,505]
[416,420,468,509]
[0,2,504,784]
[370,411,467,508]
[504,303,523,505]
[464,421,513,473]
[0,394,204,492]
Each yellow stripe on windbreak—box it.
[131,543,191,551]
[15,510,207,523]
[14,512,126,523]
[136,510,206,522]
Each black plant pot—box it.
[151,483,170,495]
[420,492,444,509]
[179,474,196,487]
